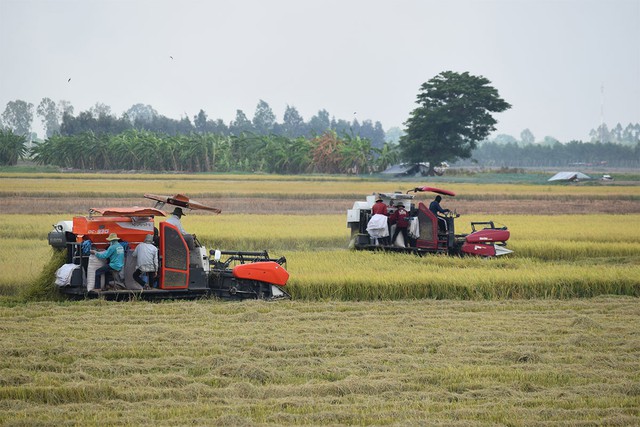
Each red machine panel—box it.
[461,243,497,257]
[466,228,510,244]
[233,262,289,287]
[159,222,189,289]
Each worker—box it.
[165,207,197,249]
[132,234,158,290]
[429,195,450,232]
[371,195,388,216]
[91,233,125,291]
[80,236,92,275]
[390,202,410,247]
[367,195,390,245]
[166,207,188,234]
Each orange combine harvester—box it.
[49,194,289,300]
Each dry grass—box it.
[0,298,638,425]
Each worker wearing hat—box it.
[166,207,188,235]
[370,195,390,245]
[91,233,125,291]
[390,201,410,247]
[372,195,388,216]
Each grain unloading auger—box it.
[48,194,290,300]
[347,186,512,257]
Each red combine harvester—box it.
[347,186,512,257]
[48,194,290,300]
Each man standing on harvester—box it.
[369,195,390,245]
[390,202,410,247]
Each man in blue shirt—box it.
[91,233,125,290]
[429,195,450,216]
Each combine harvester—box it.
[48,194,289,300]
[347,186,512,257]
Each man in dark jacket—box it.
[390,202,410,247]
[371,196,388,216]
[429,195,450,232]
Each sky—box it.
[1,0,639,142]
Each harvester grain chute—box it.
[347,186,512,257]
[48,194,290,300]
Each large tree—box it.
[89,102,112,118]
[126,103,158,125]
[400,71,510,175]
[307,109,331,137]
[229,110,253,136]
[520,128,535,145]
[193,109,208,134]
[252,100,276,135]
[2,100,34,137]
[37,97,61,138]
[282,105,305,138]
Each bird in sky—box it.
[169,56,174,60]
[67,78,71,82]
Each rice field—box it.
[1,213,639,300]
[2,172,640,200]
[1,172,639,425]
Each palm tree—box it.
[0,129,27,165]
[339,134,374,174]
[375,142,400,172]
[311,131,344,174]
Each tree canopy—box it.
[400,71,510,175]
[1,100,34,137]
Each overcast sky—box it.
[1,0,639,142]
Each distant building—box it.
[548,171,591,182]
[382,162,449,177]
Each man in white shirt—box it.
[164,206,198,249]
[132,234,158,289]
[166,207,187,234]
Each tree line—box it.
[0,98,388,149]
[27,129,400,174]
[462,140,640,168]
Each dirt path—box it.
[3,196,639,215]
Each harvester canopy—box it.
[144,193,221,214]
[89,207,166,217]
[408,186,456,196]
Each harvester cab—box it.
[48,194,290,300]
[347,186,512,257]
